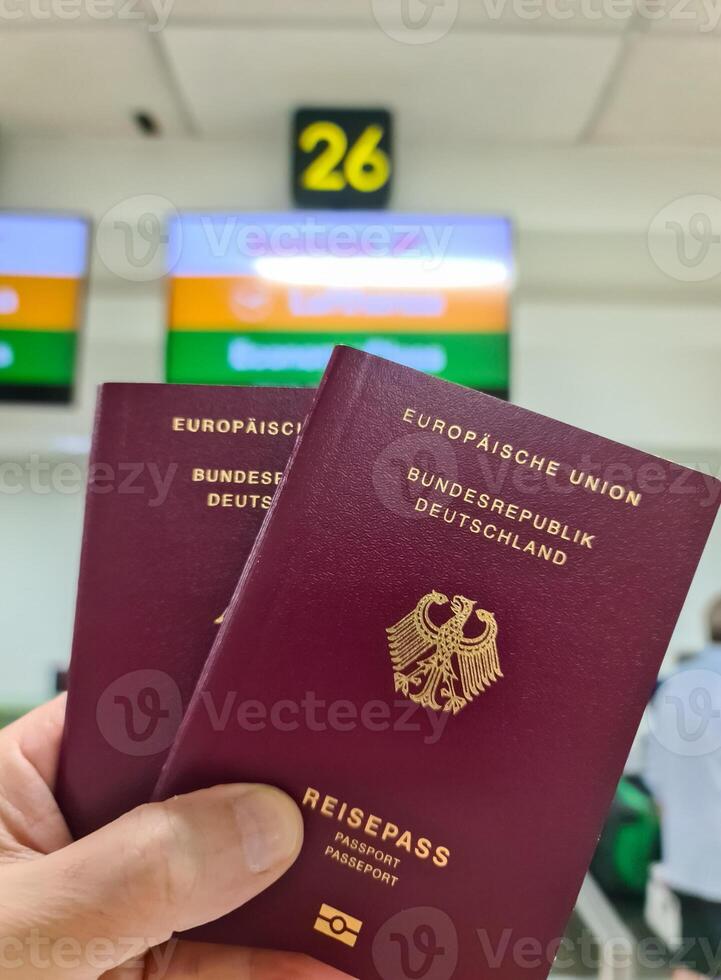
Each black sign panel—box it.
[293,107,393,209]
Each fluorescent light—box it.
[253,256,509,290]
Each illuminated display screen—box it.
[166,212,513,393]
[0,212,90,403]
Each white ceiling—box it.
[0,0,720,146]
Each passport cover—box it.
[56,382,314,839]
[155,348,720,980]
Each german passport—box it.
[56,382,313,839]
[155,349,720,979]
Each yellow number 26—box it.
[299,121,391,194]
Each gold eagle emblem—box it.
[387,591,502,715]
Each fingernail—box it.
[234,787,302,874]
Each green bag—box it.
[591,777,660,896]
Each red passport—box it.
[56,383,314,839]
[155,349,720,979]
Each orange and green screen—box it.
[0,213,89,403]
[166,213,512,394]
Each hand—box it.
[0,696,349,978]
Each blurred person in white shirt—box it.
[646,596,721,980]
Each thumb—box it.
[3,785,303,976]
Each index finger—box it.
[0,695,67,789]
[0,695,71,857]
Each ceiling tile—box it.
[161,26,622,143]
[0,29,187,137]
[592,35,721,144]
